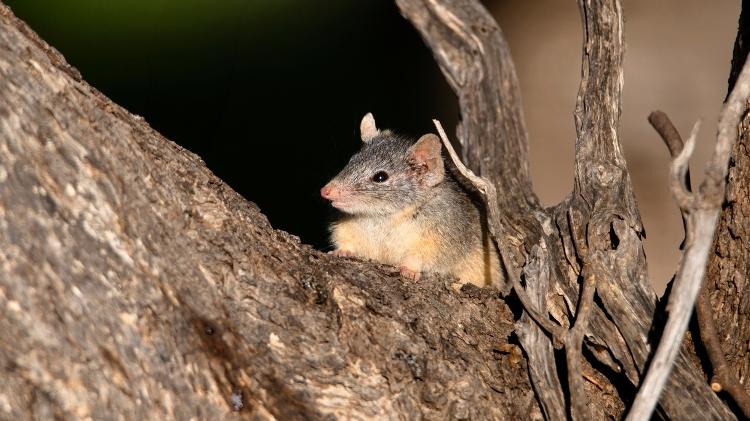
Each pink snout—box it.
[320,183,340,201]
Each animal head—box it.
[321,113,445,215]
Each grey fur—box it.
[327,132,489,269]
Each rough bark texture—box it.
[0,0,747,419]
[707,105,750,400]
[698,2,750,413]
[0,3,550,420]
[400,0,735,419]
[705,95,750,405]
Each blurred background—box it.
[4,0,738,293]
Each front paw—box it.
[329,249,356,258]
[399,266,422,281]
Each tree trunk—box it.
[0,4,538,420]
[0,0,746,420]
[399,0,739,419]
[702,1,750,406]
[700,96,750,416]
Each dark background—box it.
[5,0,739,291]
[4,0,459,251]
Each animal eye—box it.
[372,171,389,183]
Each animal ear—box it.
[360,112,380,142]
[408,133,444,186]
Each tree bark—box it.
[705,105,750,410]
[399,0,736,419]
[702,2,750,407]
[0,3,544,419]
[0,0,746,420]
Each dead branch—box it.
[564,264,597,421]
[565,2,733,418]
[395,0,533,197]
[699,289,750,418]
[0,3,544,419]
[648,111,750,418]
[648,110,692,248]
[434,117,570,418]
[2,0,746,418]
[648,111,689,158]
[400,1,570,416]
[407,0,737,419]
[669,121,700,209]
[433,119,564,343]
[516,246,569,420]
[625,54,750,421]
[703,3,750,414]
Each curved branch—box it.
[400,0,735,419]
[699,289,750,418]
[567,2,734,419]
[648,110,692,247]
[669,121,700,209]
[564,264,597,421]
[626,51,750,421]
[648,111,750,419]
[433,119,564,342]
[648,111,688,158]
[395,0,541,244]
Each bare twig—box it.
[433,119,565,343]
[435,118,568,419]
[564,264,597,421]
[648,111,688,158]
[669,121,700,209]
[404,0,735,418]
[697,290,750,417]
[625,58,750,421]
[515,246,568,420]
[648,110,692,248]
[395,0,534,211]
[649,111,750,419]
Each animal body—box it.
[320,113,501,288]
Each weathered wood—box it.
[0,3,546,419]
[705,103,750,416]
[701,5,750,415]
[395,4,573,417]
[1,0,749,418]
[564,264,597,421]
[400,0,737,419]
[393,0,532,198]
[648,105,750,418]
[628,90,737,417]
[433,119,570,420]
[555,1,734,418]
[705,103,750,412]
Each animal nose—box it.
[320,184,338,200]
